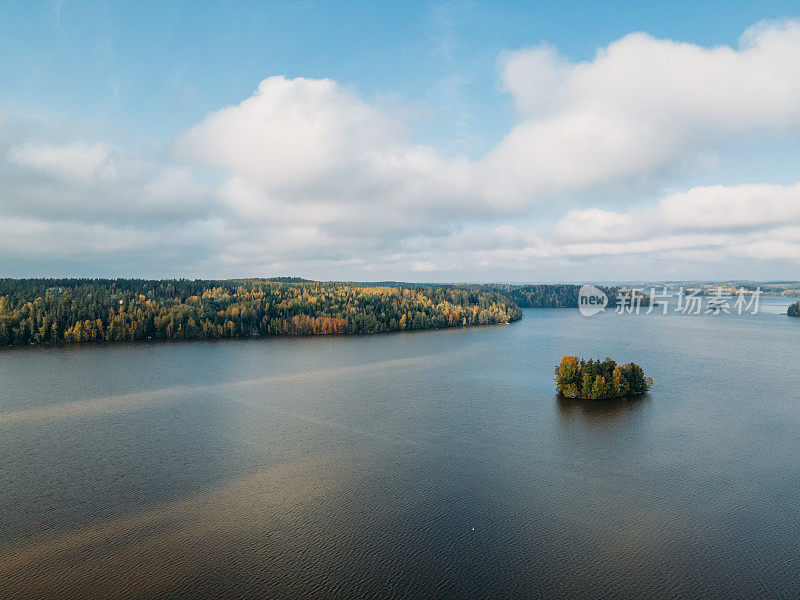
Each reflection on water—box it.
[557,393,650,423]
[1,455,348,599]
[1,299,800,599]
[0,352,455,425]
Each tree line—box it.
[555,355,653,400]
[789,301,800,317]
[294,282,646,309]
[0,279,522,346]
[474,284,644,308]
[479,284,585,308]
[346,282,591,307]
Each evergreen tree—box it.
[555,355,652,400]
[0,279,523,346]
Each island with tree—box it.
[555,355,653,400]
[788,301,800,317]
[0,278,522,347]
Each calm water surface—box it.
[2,300,800,599]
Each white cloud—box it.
[553,182,800,239]
[175,77,401,191]
[658,183,800,229]
[8,142,117,184]
[2,135,214,225]
[544,183,800,263]
[552,208,637,242]
[174,76,485,244]
[480,19,800,206]
[4,21,800,279]
[175,20,800,223]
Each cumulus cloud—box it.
[2,135,214,225]
[3,21,800,279]
[175,21,800,220]
[481,19,800,205]
[545,182,800,264]
[175,77,402,191]
[176,76,478,224]
[552,209,637,242]
[0,120,221,276]
[168,75,484,272]
[658,183,800,230]
[8,142,118,184]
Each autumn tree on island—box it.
[555,355,653,400]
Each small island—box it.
[788,301,800,317]
[555,355,653,400]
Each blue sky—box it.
[2,1,800,281]
[4,0,797,151]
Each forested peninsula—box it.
[788,301,800,317]
[0,279,522,346]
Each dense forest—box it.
[0,279,522,346]
[479,284,585,308]
[478,284,647,308]
[328,283,646,309]
[350,283,646,308]
[555,355,653,400]
[349,282,589,307]
[789,301,800,317]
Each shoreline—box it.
[0,315,524,352]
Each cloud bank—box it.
[3,20,800,279]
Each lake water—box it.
[2,299,800,599]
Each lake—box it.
[2,299,799,599]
